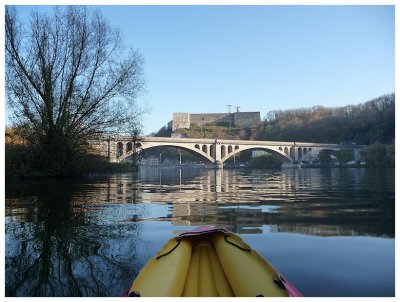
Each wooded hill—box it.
[255,93,395,145]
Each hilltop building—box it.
[168,111,261,131]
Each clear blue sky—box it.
[8,5,395,135]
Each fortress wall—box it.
[233,112,261,128]
[171,111,261,131]
[172,113,190,131]
[190,113,232,127]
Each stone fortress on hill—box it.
[168,111,261,132]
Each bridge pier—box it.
[214,159,223,169]
[213,139,223,169]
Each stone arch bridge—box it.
[90,135,362,168]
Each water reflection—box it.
[5,168,395,296]
[5,180,147,296]
[127,168,393,237]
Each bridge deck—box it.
[139,137,345,149]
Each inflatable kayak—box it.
[127,226,302,297]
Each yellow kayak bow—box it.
[127,226,302,297]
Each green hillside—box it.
[255,93,394,145]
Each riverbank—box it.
[5,143,138,179]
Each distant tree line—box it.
[255,94,395,145]
[360,144,395,167]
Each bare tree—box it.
[5,6,146,170]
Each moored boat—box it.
[126,226,302,297]
[281,162,302,168]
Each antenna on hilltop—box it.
[235,106,240,113]
[227,104,232,113]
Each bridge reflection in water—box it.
[5,167,394,297]
[64,167,394,238]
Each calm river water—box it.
[5,167,395,297]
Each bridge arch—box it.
[210,145,215,158]
[290,146,296,159]
[117,141,215,163]
[298,147,302,159]
[116,142,124,158]
[127,142,133,152]
[284,147,289,155]
[221,145,291,163]
[221,145,226,158]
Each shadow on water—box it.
[5,178,145,297]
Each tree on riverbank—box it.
[5,6,146,176]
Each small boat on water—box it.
[126,226,302,297]
[282,162,302,168]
